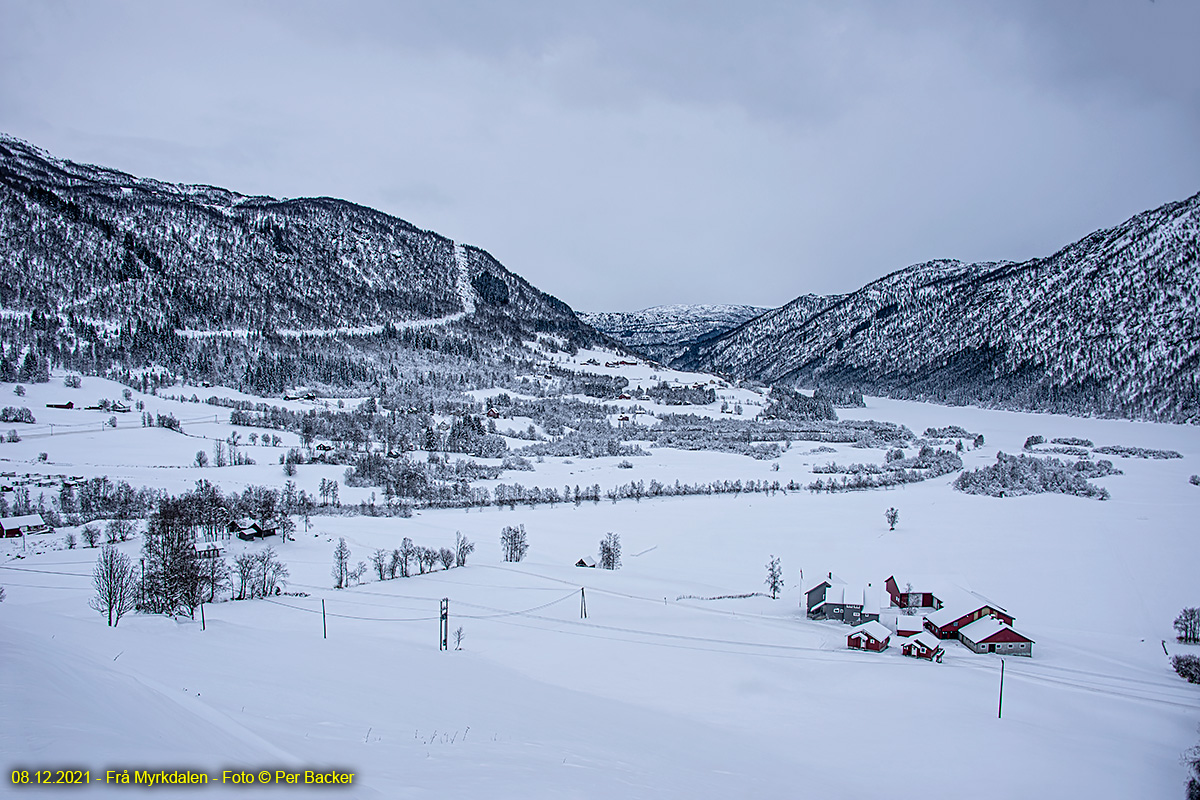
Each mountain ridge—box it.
[677,192,1200,422]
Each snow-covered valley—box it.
[2,360,1198,799]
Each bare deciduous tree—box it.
[89,545,138,627]
[765,555,783,599]
[371,549,389,581]
[500,524,528,563]
[599,532,621,570]
[885,507,899,531]
[454,531,475,568]
[1176,608,1200,644]
[332,538,351,589]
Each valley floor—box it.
[2,378,1199,798]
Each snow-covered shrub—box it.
[1191,475,1200,486]
[0,407,34,423]
[1023,435,1045,450]
[1051,436,1093,447]
[954,453,1112,500]
[1093,445,1182,459]
[1172,654,1200,684]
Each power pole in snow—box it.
[321,599,327,639]
[439,598,449,650]
[580,588,587,619]
[998,659,1005,719]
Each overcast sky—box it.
[2,1,1198,312]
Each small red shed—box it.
[846,621,891,652]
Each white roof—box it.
[896,616,924,632]
[576,556,596,567]
[925,590,1010,627]
[906,632,941,651]
[802,572,845,595]
[958,616,1029,644]
[0,514,46,528]
[848,621,891,642]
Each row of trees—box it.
[335,532,476,589]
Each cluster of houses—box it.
[804,572,1034,660]
[2,471,86,493]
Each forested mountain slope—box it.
[679,193,1200,422]
[0,134,608,391]
[580,304,772,363]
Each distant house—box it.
[194,541,224,559]
[847,621,891,652]
[924,593,1014,640]
[229,518,258,540]
[486,408,500,419]
[896,616,925,637]
[901,632,944,661]
[0,514,52,538]
[617,394,632,400]
[885,575,943,610]
[315,443,334,452]
[575,556,597,568]
[958,616,1034,657]
[805,574,881,625]
[45,401,74,410]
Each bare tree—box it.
[388,548,402,579]
[371,549,389,581]
[234,552,256,600]
[105,518,134,544]
[454,531,475,567]
[81,524,100,548]
[399,537,415,577]
[255,547,289,596]
[332,538,351,589]
[439,547,455,571]
[199,556,231,603]
[500,524,528,563]
[885,507,899,531]
[599,532,621,570]
[1176,608,1200,644]
[89,545,138,626]
[765,555,783,599]
[349,560,368,586]
[453,626,465,650]
[64,531,76,549]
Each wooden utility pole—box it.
[998,659,1005,719]
[321,599,327,639]
[439,598,449,650]
[580,588,587,619]
[200,601,205,631]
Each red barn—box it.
[924,593,1014,640]
[958,616,1034,657]
[884,575,942,610]
[846,621,891,652]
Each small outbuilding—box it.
[958,616,1034,657]
[0,514,52,538]
[901,631,944,661]
[847,621,891,652]
[896,616,925,637]
[194,541,224,559]
[575,556,597,568]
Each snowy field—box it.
[2,371,1199,798]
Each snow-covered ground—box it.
[2,372,1199,798]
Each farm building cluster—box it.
[804,572,1034,659]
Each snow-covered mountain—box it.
[580,304,773,363]
[678,192,1200,422]
[0,133,605,368]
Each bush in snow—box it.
[1093,444,1182,459]
[953,452,1112,500]
[1172,654,1200,685]
[0,407,34,423]
[1023,435,1045,450]
[1191,475,1200,486]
